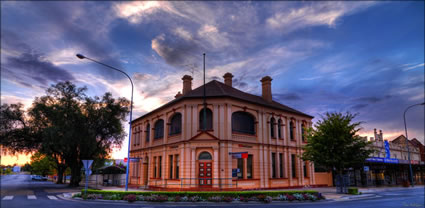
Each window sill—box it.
[233,178,259,181]
[232,132,256,137]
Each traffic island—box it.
[72,189,325,203]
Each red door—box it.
[198,162,212,187]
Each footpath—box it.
[291,185,425,201]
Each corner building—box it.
[129,73,316,190]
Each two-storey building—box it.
[129,73,316,190]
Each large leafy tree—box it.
[30,152,55,176]
[1,81,129,186]
[302,112,374,175]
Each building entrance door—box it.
[198,162,212,187]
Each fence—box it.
[148,178,239,190]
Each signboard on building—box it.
[365,157,399,164]
[384,140,391,158]
[363,166,369,172]
[229,152,248,159]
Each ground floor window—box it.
[158,156,162,178]
[247,155,253,179]
[175,155,179,179]
[291,154,296,178]
[237,158,244,179]
[153,156,157,178]
[272,152,277,178]
[303,161,307,177]
[279,153,284,178]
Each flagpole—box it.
[203,53,207,131]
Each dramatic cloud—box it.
[266,2,377,32]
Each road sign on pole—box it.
[82,160,93,196]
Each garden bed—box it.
[74,189,325,203]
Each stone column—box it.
[219,105,225,139]
[213,147,219,188]
[192,105,198,136]
[213,104,219,137]
[289,152,293,186]
[243,157,248,180]
[284,148,288,178]
[191,147,196,187]
[227,142,233,188]
[277,151,281,178]
[259,145,264,188]
[226,104,232,140]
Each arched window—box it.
[145,123,150,142]
[198,152,212,160]
[290,121,295,141]
[199,108,213,130]
[232,111,255,135]
[169,113,182,135]
[301,123,305,142]
[278,119,282,139]
[154,119,164,139]
[270,117,276,138]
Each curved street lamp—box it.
[76,54,133,191]
[403,102,425,187]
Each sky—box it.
[1,1,424,165]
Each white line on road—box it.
[47,195,58,200]
[2,196,14,200]
[28,195,37,200]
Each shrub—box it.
[222,196,233,202]
[307,194,317,201]
[286,194,295,201]
[123,194,137,202]
[174,196,182,202]
[277,194,288,201]
[181,196,189,202]
[73,193,82,198]
[264,196,273,203]
[239,196,249,202]
[103,194,121,200]
[136,195,146,201]
[189,196,202,202]
[256,194,266,201]
[293,193,304,201]
[348,187,359,195]
[85,194,101,200]
[208,196,223,202]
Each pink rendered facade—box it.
[129,73,318,190]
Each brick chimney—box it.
[374,128,378,141]
[182,75,193,95]
[379,130,383,141]
[223,72,233,87]
[175,91,182,98]
[261,76,273,102]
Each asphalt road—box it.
[1,174,424,208]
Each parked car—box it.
[32,175,47,181]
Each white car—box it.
[32,175,47,181]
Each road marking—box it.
[2,196,14,200]
[47,195,58,200]
[28,195,37,200]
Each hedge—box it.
[82,189,319,198]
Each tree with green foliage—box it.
[30,152,55,176]
[301,112,374,190]
[1,81,129,186]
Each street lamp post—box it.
[76,54,133,191]
[403,102,425,187]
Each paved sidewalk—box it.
[290,185,424,201]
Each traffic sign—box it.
[82,160,93,170]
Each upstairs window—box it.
[145,123,150,142]
[290,121,295,141]
[199,108,213,130]
[301,123,306,142]
[232,111,255,135]
[169,113,182,135]
[154,119,164,139]
[270,117,276,138]
[278,119,282,139]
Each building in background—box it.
[129,73,319,190]
[346,130,425,187]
